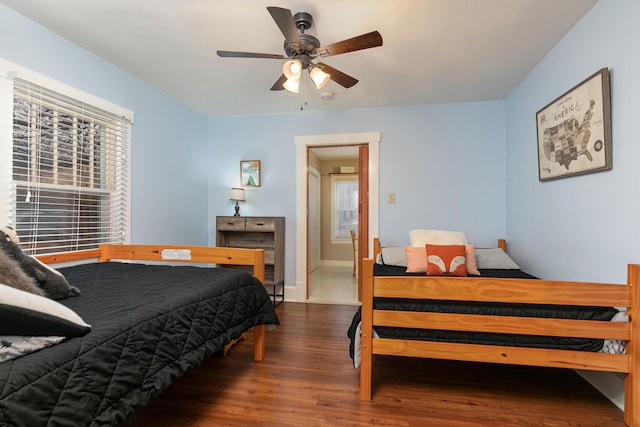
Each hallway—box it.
[308,265,358,305]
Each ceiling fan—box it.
[217,6,383,93]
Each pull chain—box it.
[300,72,309,110]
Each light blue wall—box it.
[10,0,630,288]
[0,4,210,245]
[505,0,640,283]
[209,101,507,285]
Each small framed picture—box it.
[240,160,261,187]
[536,68,612,181]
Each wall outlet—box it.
[388,193,396,203]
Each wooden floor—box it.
[121,303,625,426]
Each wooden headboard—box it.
[36,244,265,283]
[373,238,507,257]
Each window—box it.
[331,174,358,241]
[1,71,132,255]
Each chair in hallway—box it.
[350,229,357,277]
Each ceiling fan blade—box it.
[316,62,358,88]
[217,50,284,59]
[266,6,302,50]
[270,74,287,91]
[317,31,383,58]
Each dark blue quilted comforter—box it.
[0,262,279,426]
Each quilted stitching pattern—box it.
[0,262,279,426]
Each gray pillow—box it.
[0,229,80,300]
[474,248,521,269]
[377,246,407,267]
[0,250,45,296]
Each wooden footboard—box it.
[360,240,639,426]
[37,244,268,362]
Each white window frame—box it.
[330,173,358,244]
[0,59,133,254]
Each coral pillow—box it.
[405,246,427,273]
[465,244,480,276]
[426,244,467,277]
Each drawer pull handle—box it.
[256,223,264,226]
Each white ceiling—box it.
[1,0,598,117]
[310,146,358,160]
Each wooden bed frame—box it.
[359,238,639,426]
[37,243,268,362]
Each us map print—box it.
[536,70,610,181]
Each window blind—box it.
[10,78,130,255]
[331,174,358,240]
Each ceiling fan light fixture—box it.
[219,8,383,94]
[309,67,330,90]
[283,77,300,93]
[283,59,302,79]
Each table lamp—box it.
[229,188,245,216]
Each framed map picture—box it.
[536,68,612,181]
[240,160,261,187]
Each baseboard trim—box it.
[285,284,298,302]
[319,260,352,267]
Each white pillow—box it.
[409,229,469,247]
[474,248,521,270]
[0,283,91,337]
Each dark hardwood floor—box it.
[121,302,625,426]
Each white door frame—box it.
[308,165,321,273]
[294,132,380,302]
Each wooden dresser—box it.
[216,216,285,306]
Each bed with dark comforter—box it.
[348,264,620,367]
[354,238,637,426]
[0,245,279,426]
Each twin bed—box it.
[2,235,637,425]
[350,237,639,426]
[0,244,279,426]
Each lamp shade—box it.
[283,59,302,79]
[309,67,330,89]
[229,187,245,201]
[283,77,300,93]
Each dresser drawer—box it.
[216,217,245,231]
[245,217,276,231]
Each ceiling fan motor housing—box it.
[284,35,320,64]
[293,12,313,31]
[284,12,320,64]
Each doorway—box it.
[294,132,380,303]
[307,147,359,304]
